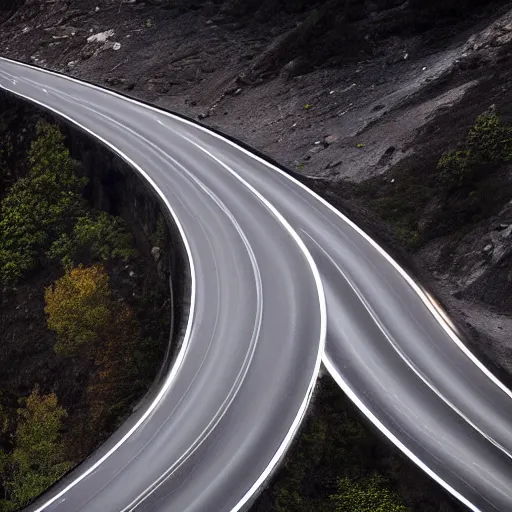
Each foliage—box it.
[0,122,86,285]
[268,377,407,512]
[45,263,153,443]
[349,111,512,251]
[436,149,472,187]
[48,212,135,268]
[45,265,112,356]
[86,304,144,438]
[0,117,164,503]
[437,113,512,188]
[466,112,512,164]
[330,474,408,512]
[1,388,71,510]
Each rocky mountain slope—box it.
[3,0,504,379]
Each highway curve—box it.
[1,57,512,512]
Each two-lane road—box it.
[1,57,511,511]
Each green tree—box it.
[48,212,135,268]
[330,474,408,512]
[0,122,86,285]
[3,388,71,509]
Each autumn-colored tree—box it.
[2,387,71,510]
[45,264,146,443]
[45,265,112,356]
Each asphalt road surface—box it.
[1,57,511,512]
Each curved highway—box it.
[1,57,512,512]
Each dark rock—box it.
[281,57,312,80]
[151,246,161,262]
[236,74,253,85]
[326,160,342,169]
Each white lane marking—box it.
[2,56,507,403]
[139,103,328,512]
[0,64,327,512]
[304,231,512,462]
[323,356,484,512]
[0,77,198,512]
[121,173,265,511]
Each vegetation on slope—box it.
[0,122,86,285]
[0,388,71,511]
[0,111,455,512]
[350,110,512,249]
[0,120,170,509]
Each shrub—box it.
[45,265,112,357]
[48,212,135,268]
[437,113,512,188]
[330,474,408,512]
[466,112,512,165]
[3,387,71,509]
[437,149,472,188]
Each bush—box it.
[0,122,86,285]
[48,212,135,268]
[1,387,71,510]
[45,265,112,357]
[437,149,473,188]
[437,113,512,188]
[466,112,512,165]
[330,474,408,512]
